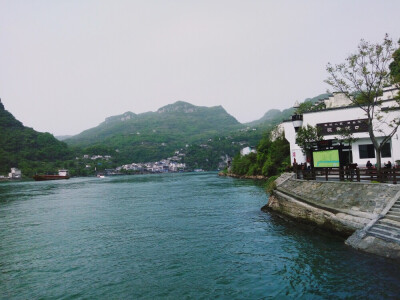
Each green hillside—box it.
[67,101,241,146]
[65,101,245,164]
[246,108,294,127]
[0,92,343,174]
[247,93,332,127]
[0,100,72,176]
[64,95,331,169]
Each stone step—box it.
[374,222,399,232]
[367,230,400,244]
[387,211,400,217]
[369,225,400,238]
[385,214,400,222]
[372,225,400,237]
[390,207,400,212]
[378,219,400,230]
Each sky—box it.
[1,0,400,136]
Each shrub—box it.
[265,175,279,194]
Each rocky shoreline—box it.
[266,173,400,261]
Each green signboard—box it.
[313,150,340,168]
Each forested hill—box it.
[66,101,242,147]
[246,93,332,127]
[246,108,294,127]
[63,101,245,163]
[0,100,71,175]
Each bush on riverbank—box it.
[231,134,290,178]
[265,175,279,194]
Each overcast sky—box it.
[1,0,399,136]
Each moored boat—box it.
[33,170,70,181]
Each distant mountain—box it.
[0,100,71,175]
[65,101,244,163]
[55,135,73,141]
[0,93,334,173]
[247,93,332,127]
[64,95,335,166]
[246,108,294,127]
[302,93,332,105]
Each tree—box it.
[295,125,323,163]
[389,39,400,85]
[296,100,326,114]
[296,101,313,114]
[325,34,400,171]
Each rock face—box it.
[267,192,364,236]
[265,174,398,235]
[264,173,400,260]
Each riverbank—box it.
[264,173,400,260]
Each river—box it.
[0,173,399,299]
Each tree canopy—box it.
[325,34,400,170]
[389,39,400,84]
[295,125,323,158]
[231,132,290,177]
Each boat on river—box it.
[33,169,70,181]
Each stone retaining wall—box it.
[265,173,400,235]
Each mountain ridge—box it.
[65,101,242,146]
[0,100,71,175]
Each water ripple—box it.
[1,173,400,299]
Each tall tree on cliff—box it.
[325,34,400,171]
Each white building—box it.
[240,146,257,156]
[282,86,400,168]
[8,168,22,179]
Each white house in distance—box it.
[240,146,257,156]
[282,85,400,168]
[8,168,22,179]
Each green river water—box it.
[1,172,399,299]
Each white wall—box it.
[283,91,400,166]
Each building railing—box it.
[293,165,400,184]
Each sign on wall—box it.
[313,149,340,167]
[316,119,368,136]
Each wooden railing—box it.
[294,165,400,184]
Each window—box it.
[359,144,375,159]
[358,143,391,159]
[382,142,391,158]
